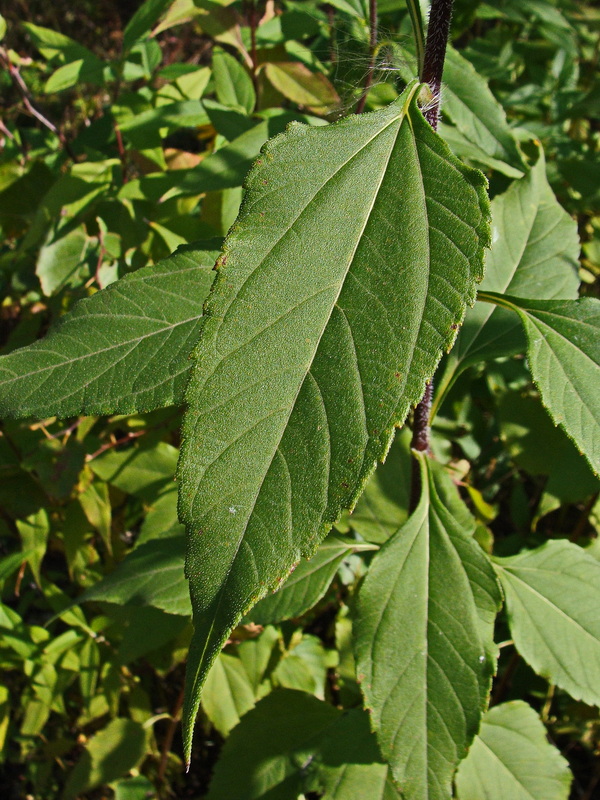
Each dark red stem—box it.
[409,0,454,510]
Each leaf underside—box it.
[0,242,221,418]
[177,83,490,760]
[353,454,501,800]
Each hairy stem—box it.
[409,0,454,510]
[355,0,378,114]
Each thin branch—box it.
[355,0,378,114]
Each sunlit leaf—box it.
[178,82,490,761]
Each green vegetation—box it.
[0,1,598,798]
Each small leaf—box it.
[0,242,220,418]
[264,62,340,113]
[122,0,172,52]
[455,701,572,800]
[349,427,412,543]
[353,454,501,799]
[442,46,525,171]
[245,534,376,625]
[178,83,490,761]
[494,540,600,706]
[201,651,256,736]
[480,294,600,474]
[212,47,256,114]
[78,536,190,617]
[62,718,147,800]
[36,227,91,296]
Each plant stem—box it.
[409,0,454,510]
[355,0,378,114]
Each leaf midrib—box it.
[189,102,411,691]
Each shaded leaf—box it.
[63,718,146,800]
[0,242,220,418]
[246,534,376,625]
[435,154,580,412]
[480,294,600,474]
[494,540,600,706]
[201,651,256,736]
[349,427,412,543]
[178,83,490,760]
[455,701,571,800]
[78,536,190,616]
[353,454,501,799]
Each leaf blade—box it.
[0,241,220,418]
[178,84,491,761]
[353,455,501,799]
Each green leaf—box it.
[245,534,376,625]
[78,537,190,616]
[122,0,172,53]
[0,241,220,418]
[45,58,105,93]
[434,154,580,415]
[16,509,50,587]
[494,540,600,706]
[349,427,412,543]
[455,701,572,800]
[207,689,340,799]
[201,651,257,736]
[480,294,600,474]
[264,62,340,114]
[212,47,256,114]
[442,46,525,172]
[178,82,490,761]
[353,454,501,799]
[36,227,91,296]
[207,690,389,800]
[62,718,147,800]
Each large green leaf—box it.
[494,540,600,706]
[177,83,490,760]
[455,701,572,800]
[353,455,501,799]
[434,155,580,415]
[246,535,376,625]
[0,242,220,418]
[480,294,600,474]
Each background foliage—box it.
[0,0,599,798]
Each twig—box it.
[85,430,147,462]
[409,0,454,510]
[355,0,378,114]
[158,685,185,786]
[0,46,76,160]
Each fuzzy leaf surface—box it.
[0,242,221,418]
[178,83,490,760]
[495,540,600,706]
[481,294,600,474]
[353,455,501,799]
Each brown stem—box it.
[158,685,186,786]
[355,0,378,114]
[409,0,454,509]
